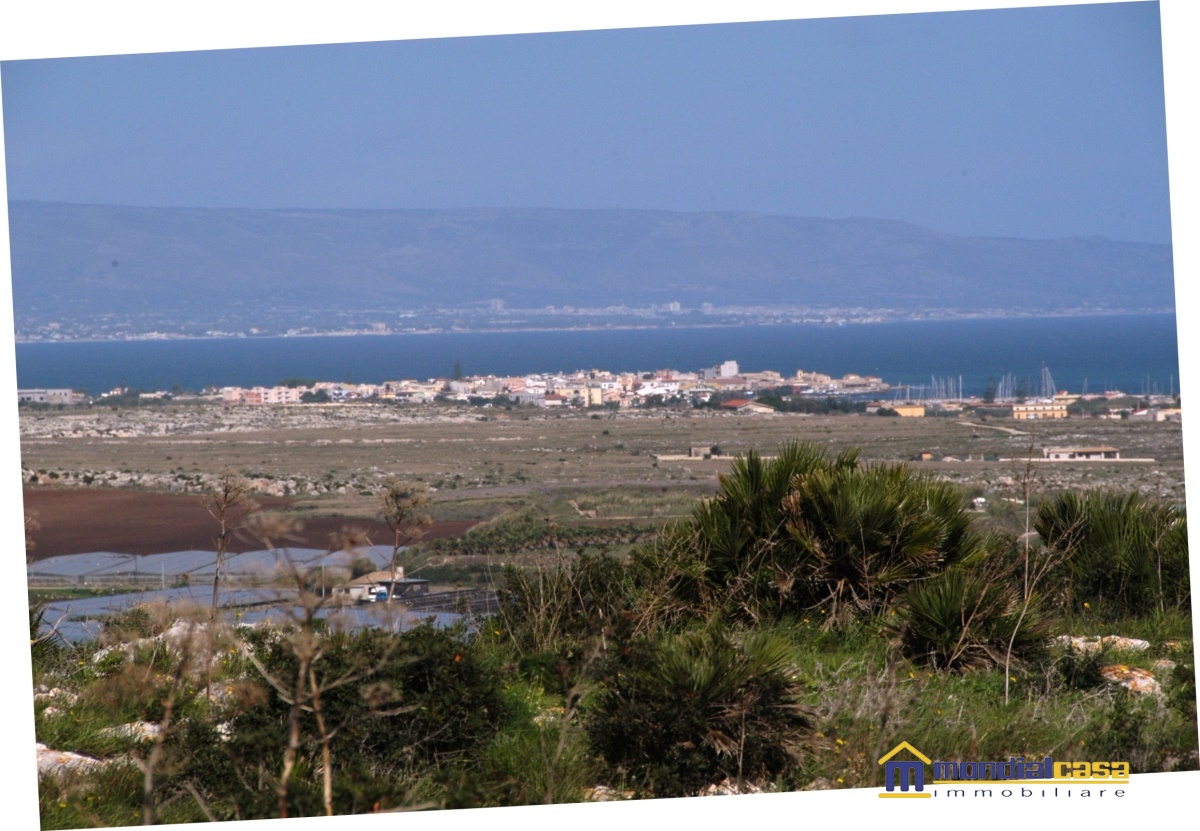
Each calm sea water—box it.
[14,313,1181,398]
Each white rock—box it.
[159,619,208,652]
[1100,665,1161,695]
[92,645,124,664]
[1055,635,1150,654]
[99,722,162,742]
[34,687,78,705]
[36,743,108,777]
[584,784,634,801]
[698,779,763,796]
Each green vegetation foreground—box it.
[32,442,1196,824]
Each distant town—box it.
[13,301,1171,343]
[17,357,1182,423]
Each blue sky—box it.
[0,2,1171,244]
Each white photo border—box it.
[1,2,1195,829]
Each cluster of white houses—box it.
[877,390,1181,422]
[17,367,1180,423]
[212,361,892,409]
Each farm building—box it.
[1042,446,1120,461]
[331,569,431,604]
[1012,403,1068,420]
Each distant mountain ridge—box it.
[7,201,1175,334]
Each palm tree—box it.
[1035,490,1189,616]
[782,462,984,625]
[892,547,1050,672]
[588,629,809,796]
[634,441,983,626]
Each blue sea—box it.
[14,313,1182,399]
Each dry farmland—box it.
[20,401,1185,556]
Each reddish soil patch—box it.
[24,489,477,559]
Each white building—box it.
[700,359,740,380]
[1042,446,1120,461]
[18,388,85,405]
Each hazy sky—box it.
[0,2,1171,244]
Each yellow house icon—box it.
[878,742,932,798]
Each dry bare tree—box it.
[135,617,201,825]
[120,610,254,822]
[379,479,432,604]
[208,472,257,614]
[25,510,41,563]
[237,516,407,817]
[1001,441,1064,705]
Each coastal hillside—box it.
[8,201,1175,334]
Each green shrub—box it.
[586,629,810,797]
[1036,490,1189,617]
[1167,660,1197,724]
[78,662,182,725]
[428,508,655,557]
[782,461,983,624]
[1082,690,1197,773]
[498,551,638,660]
[892,559,1050,671]
[469,686,598,806]
[632,442,987,627]
[31,602,63,680]
[100,606,156,641]
[230,622,509,776]
[39,762,151,827]
[350,557,377,578]
[1054,645,1109,691]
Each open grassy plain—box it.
[21,401,1186,583]
[21,400,1185,521]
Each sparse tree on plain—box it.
[379,479,433,603]
[25,510,40,563]
[208,472,256,614]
